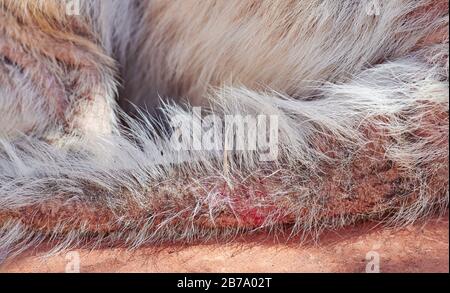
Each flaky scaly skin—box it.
[0,0,448,258]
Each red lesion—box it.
[214,177,284,227]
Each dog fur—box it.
[0,0,448,258]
